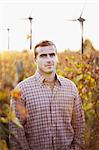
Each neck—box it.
[38,70,56,82]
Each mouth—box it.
[46,65,53,67]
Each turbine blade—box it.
[80,2,86,18]
[23,17,28,20]
[20,18,28,20]
[29,10,33,17]
[66,19,78,21]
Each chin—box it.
[45,70,53,74]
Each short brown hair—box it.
[34,40,57,58]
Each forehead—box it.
[36,45,56,55]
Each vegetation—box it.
[0,39,99,150]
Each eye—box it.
[40,54,47,58]
[49,53,55,57]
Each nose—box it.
[47,54,53,60]
[46,54,52,63]
[47,54,51,59]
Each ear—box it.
[34,56,37,64]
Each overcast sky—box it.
[0,0,99,52]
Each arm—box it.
[71,88,85,150]
[9,87,30,150]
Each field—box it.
[0,39,99,150]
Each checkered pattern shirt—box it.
[9,71,85,150]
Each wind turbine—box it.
[7,28,10,50]
[23,15,33,50]
[66,7,85,56]
[3,27,10,50]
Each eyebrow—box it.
[40,54,47,57]
[49,53,55,56]
[39,53,56,57]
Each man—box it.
[9,40,85,150]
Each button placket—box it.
[50,85,60,149]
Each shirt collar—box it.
[35,71,61,86]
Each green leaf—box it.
[12,117,23,128]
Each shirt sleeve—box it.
[9,88,30,150]
[71,86,85,150]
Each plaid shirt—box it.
[9,71,85,150]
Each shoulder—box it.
[58,75,75,86]
[58,75,78,93]
[16,75,36,90]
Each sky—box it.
[0,0,99,52]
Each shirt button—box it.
[53,136,55,140]
[52,124,56,127]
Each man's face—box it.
[35,45,58,74]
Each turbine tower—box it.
[66,7,85,56]
[24,15,33,50]
[28,16,33,50]
[7,28,10,50]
